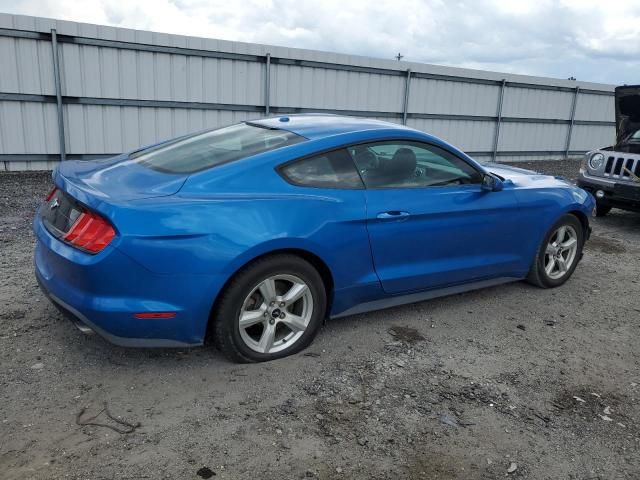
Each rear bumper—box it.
[34,216,222,348]
[577,174,640,213]
[36,272,197,347]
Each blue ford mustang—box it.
[34,115,594,362]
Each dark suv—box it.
[578,85,640,216]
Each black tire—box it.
[526,214,584,288]
[213,254,326,363]
[595,203,611,217]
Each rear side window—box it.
[131,123,304,173]
[280,149,364,189]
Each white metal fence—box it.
[0,13,616,171]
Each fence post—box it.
[264,53,271,116]
[402,69,411,125]
[565,86,580,159]
[492,79,506,162]
[51,29,66,161]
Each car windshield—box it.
[630,129,640,142]
[130,122,305,173]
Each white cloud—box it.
[1,0,638,83]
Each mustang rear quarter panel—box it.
[33,216,216,344]
[94,148,375,322]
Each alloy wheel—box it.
[544,225,579,280]
[238,274,313,354]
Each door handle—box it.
[376,211,410,220]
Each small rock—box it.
[572,396,586,403]
[336,467,343,474]
[516,324,526,331]
[315,413,324,421]
[507,462,518,474]
[439,413,458,428]
[599,414,613,422]
[396,360,406,368]
[357,437,368,446]
[275,429,283,435]
[196,467,215,479]
[305,470,317,477]
[603,406,612,415]
[487,458,493,465]
[30,363,44,370]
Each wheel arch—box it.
[567,209,590,240]
[205,248,335,343]
[524,206,590,277]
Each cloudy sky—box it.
[1,0,639,84]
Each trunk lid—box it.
[615,85,640,147]
[56,154,189,201]
[39,187,84,240]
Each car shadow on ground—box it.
[40,278,527,370]
[594,209,640,233]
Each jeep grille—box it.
[603,155,640,180]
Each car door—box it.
[349,140,527,294]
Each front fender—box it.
[514,185,594,265]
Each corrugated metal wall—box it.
[0,13,616,171]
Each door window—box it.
[349,141,482,188]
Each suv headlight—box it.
[588,152,605,170]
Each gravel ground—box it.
[1,160,639,480]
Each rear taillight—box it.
[45,186,58,201]
[62,210,115,253]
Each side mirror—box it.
[481,173,504,192]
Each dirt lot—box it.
[1,160,639,480]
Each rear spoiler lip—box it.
[54,167,111,208]
[53,163,189,207]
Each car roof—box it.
[249,114,411,140]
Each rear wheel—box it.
[526,214,584,288]
[213,254,326,363]
[595,203,611,217]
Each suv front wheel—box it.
[595,203,612,217]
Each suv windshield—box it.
[131,122,305,173]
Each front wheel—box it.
[595,203,611,217]
[526,214,584,288]
[213,254,326,363]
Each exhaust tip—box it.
[72,319,95,335]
